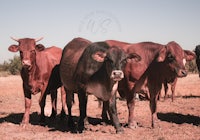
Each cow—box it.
[59,37,141,133]
[158,50,195,102]
[104,40,195,128]
[195,45,200,77]
[8,37,62,126]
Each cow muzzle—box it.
[110,70,124,81]
[176,69,187,77]
[22,60,32,69]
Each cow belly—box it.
[86,83,110,101]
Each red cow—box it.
[159,50,195,102]
[105,40,195,128]
[8,37,62,126]
[60,38,141,133]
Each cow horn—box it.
[10,37,19,42]
[35,37,43,42]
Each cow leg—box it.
[163,81,168,100]
[60,86,67,119]
[101,101,110,124]
[150,95,157,128]
[126,91,137,129]
[66,90,75,128]
[39,92,47,124]
[77,89,88,133]
[171,78,177,102]
[50,90,57,119]
[149,84,161,128]
[109,93,123,133]
[21,94,32,127]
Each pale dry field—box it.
[0,74,200,140]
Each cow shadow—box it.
[182,95,200,99]
[0,112,103,133]
[0,112,38,125]
[157,112,200,126]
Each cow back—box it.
[60,38,91,90]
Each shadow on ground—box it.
[0,112,103,133]
[158,112,200,126]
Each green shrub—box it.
[0,55,21,75]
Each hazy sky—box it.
[1,0,200,63]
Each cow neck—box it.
[25,61,37,87]
[95,63,117,92]
[144,46,165,68]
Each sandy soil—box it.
[0,74,199,140]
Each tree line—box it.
[0,55,198,76]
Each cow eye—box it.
[121,58,127,65]
[19,51,23,57]
[167,54,175,62]
[105,56,113,63]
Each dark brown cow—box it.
[60,37,141,133]
[8,37,62,126]
[195,45,200,77]
[105,40,195,128]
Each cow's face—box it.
[8,37,44,70]
[92,46,141,82]
[165,41,196,77]
[105,47,127,81]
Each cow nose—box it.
[22,60,31,67]
[177,69,187,77]
[111,70,124,81]
[181,70,187,77]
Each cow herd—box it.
[8,37,198,133]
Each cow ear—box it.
[127,53,141,62]
[35,44,45,51]
[8,45,19,52]
[157,47,167,62]
[184,50,196,61]
[92,51,107,62]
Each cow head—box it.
[92,45,141,82]
[8,37,44,70]
[78,42,141,84]
[165,41,196,77]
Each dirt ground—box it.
[0,74,200,140]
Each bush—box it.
[0,55,21,75]
[185,60,198,73]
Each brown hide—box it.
[8,38,62,125]
[106,40,196,128]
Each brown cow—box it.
[105,40,195,128]
[158,50,195,102]
[8,37,62,126]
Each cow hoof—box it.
[20,122,30,128]
[128,121,138,129]
[151,120,160,128]
[50,111,57,119]
[116,128,124,134]
[60,110,67,119]
[84,117,89,125]
[77,126,85,133]
[39,116,46,126]
[68,120,75,128]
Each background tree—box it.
[0,55,21,75]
